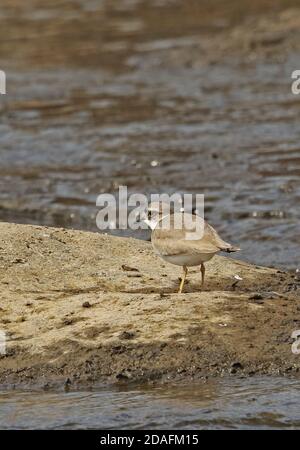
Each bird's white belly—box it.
[160,252,215,267]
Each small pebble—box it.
[119,331,136,340]
[121,264,139,272]
[231,361,243,370]
[232,274,243,289]
[116,370,132,380]
[249,293,264,300]
[82,301,91,308]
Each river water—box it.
[1,378,300,429]
[0,0,299,269]
[0,0,299,429]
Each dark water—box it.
[1,378,300,430]
[0,0,299,269]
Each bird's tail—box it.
[205,222,241,253]
[221,244,240,253]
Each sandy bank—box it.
[0,222,299,388]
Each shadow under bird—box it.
[142,202,240,293]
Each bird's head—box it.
[141,201,171,230]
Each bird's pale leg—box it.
[178,266,188,294]
[200,263,205,287]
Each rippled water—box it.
[0,378,300,429]
[0,0,299,269]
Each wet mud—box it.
[0,222,299,387]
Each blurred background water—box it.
[0,0,299,269]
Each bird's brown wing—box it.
[152,213,220,256]
[203,221,233,250]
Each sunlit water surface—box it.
[0,0,299,269]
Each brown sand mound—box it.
[0,222,299,388]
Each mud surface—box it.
[0,222,299,387]
[0,0,300,269]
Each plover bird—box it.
[143,202,240,293]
